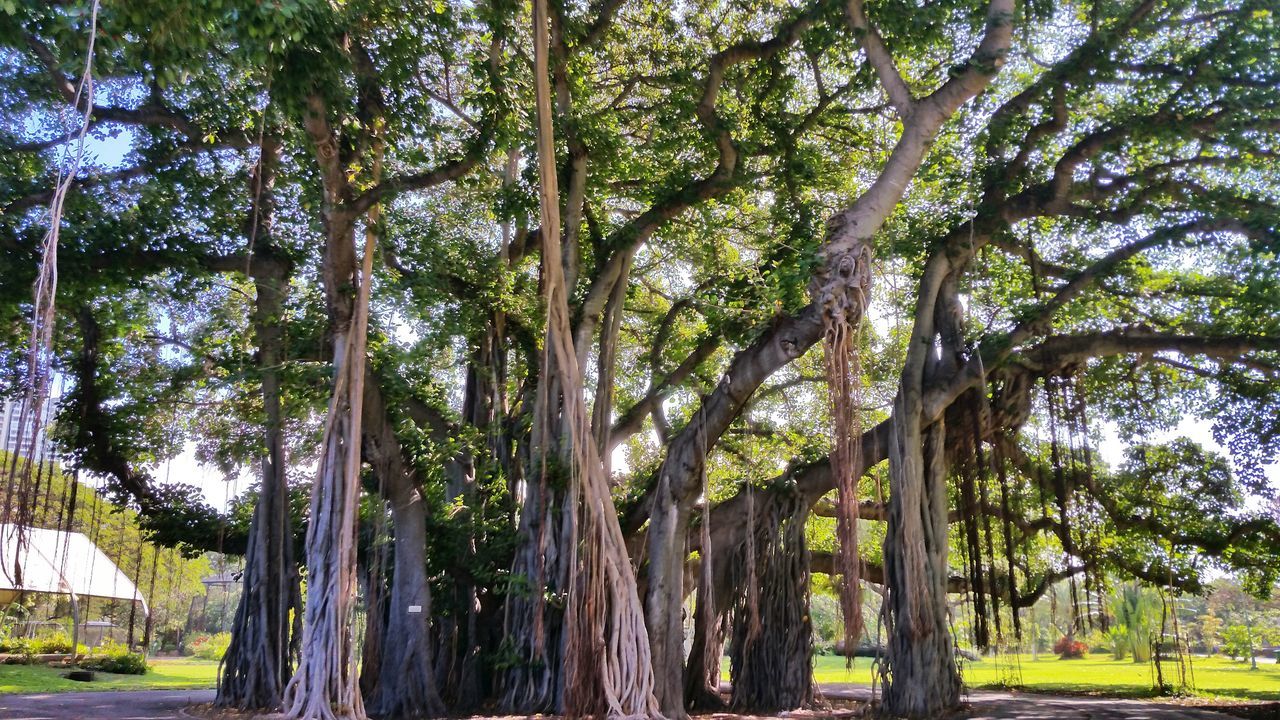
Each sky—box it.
[148,443,254,512]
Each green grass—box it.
[5,652,1278,701]
[808,653,1280,701]
[0,657,219,694]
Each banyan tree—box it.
[1,0,1279,719]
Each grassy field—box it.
[810,653,1280,701]
[0,657,219,694]
[3,652,1277,701]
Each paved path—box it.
[820,684,1241,719]
[0,686,1255,719]
[0,688,214,720]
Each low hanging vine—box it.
[813,240,874,658]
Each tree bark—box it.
[531,0,660,711]
[358,556,386,699]
[217,133,298,711]
[432,362,487,711]
[217,253,298,710]
[281,96,371,720]
[498,366,569,714]
[880,400,960,717]
[728,491,813,712]
[645,305,822,717]
[367,471,446,717]
[359,373,446,718]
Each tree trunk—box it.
[498,473,567,713]
[881,397,960,717]
[217,158,299,711]
[366,474,446,718]
[532,1,660,712]
[281,319,367,720]
[645,306,822,717]
[682,554,727,711]
[498,356,568,712]
[433,363,486,711]
[359,377,446,718]
[728,491,813,712]
[282,92,382,720]
[645,482,692,717]
[358,560,386,699]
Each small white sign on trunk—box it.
[408,605,423,614]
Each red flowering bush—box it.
[1054,636,1088,658]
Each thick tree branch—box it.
[843,0,913,115]
[1007,218,1266,347]
[610,335,721,449]
[1025,330,1280,370]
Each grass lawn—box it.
[0,657,219,694]
[3,652,1277,702]
[809,653,1280,701]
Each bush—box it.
[79,641,147,675]
[1054,636,1088,659]
[1106,625,1130,661]
[0,633,74,656]
[812,639,836,656]
[34,632,73,654]
[0,636,35,656]
[189,632,232,661]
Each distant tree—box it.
[1194,611,1224,655]
[1222,625,1258,667]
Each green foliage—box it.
[1104,626,1129,661]
[0,636,34,657]
[1110,583,1160,663]
[1194,611,1225,654]
[1095,443,1280,595]
[32,632,72,654]
[1222,625,1255,662]
[808,591,842,654]
[78,642,148,675]
[0,632,83,660]
[188,632,231,661]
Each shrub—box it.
[1106,625,1130,661]
[0,636,35,656]
[189,632,232,661]
[812,639,836,656]
[79,641,147,675]
[1054,636,1088,659]
[34,632,73,654]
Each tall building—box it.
[0,398,57,461]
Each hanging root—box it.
[282,139,383,720]
[683,428,726,711]
[730,492,813,712]
[814,242,874,656]
[531,0,659,713]
[2,0,101,589]
[281,358,368,720]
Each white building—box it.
[0,398,57,461]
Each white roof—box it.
[0,524,148,614]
